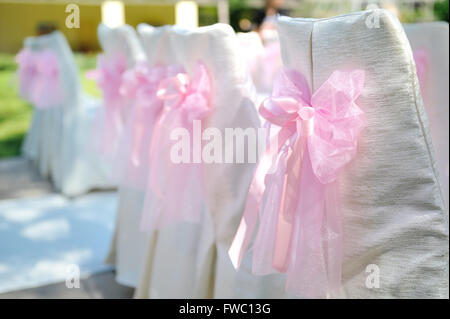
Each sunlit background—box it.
[0,0,448,158]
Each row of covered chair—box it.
[17,9,448,298]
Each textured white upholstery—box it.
[404,22,449,209]
[230,10,448,298]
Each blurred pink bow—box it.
[114,62,168,188]
[156,63,212,123]
[140,62,213,231]
[15,48,37,100]
[86,53,127,157]
[16,49,63,108]
[229,68,366,298]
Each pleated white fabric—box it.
[20,31,115,196]
[229,10,448,298]
[134,23,260,298]
[404,22,449,209]
[105,24,170,287]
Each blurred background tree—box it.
[229,0,254,31]
[434,0,449,21]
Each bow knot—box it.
[156,73,190,107]
[296,106,315,137]
[156,63,212,122]
[260,68,366,184]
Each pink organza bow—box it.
[413,49,428,95]
[16,49,63,108]
[114,62,168,188]
[31,50,63,108]
[15,48,37,100]
[86,53,127,156]
[229,68,366,298]
[140,62,213,231]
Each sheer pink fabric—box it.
[16,49,63,108]
[413,49,428,95]
[114,62,168,189]
[140,62,213,231]
[15,48,37,100]
[229,68,366,298]
[86,53,127,157]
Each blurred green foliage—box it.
[230,0,257,32]
[199,0,254,31]
[434,0,449,22]
[0,53,31,158]
[199,6,219,26]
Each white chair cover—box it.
[229,10,448,298]
[404,22,449,209]
[98,23,146,68]
[21,31,115,196]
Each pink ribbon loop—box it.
[16,49,63,108]
[229,68,366,298]
[140,62,213,231]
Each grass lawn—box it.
[0,52,100,158]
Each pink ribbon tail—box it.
[228,125,294,269]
